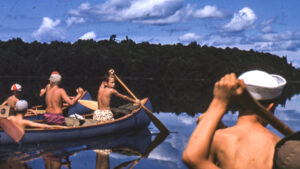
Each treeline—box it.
[0,37,299,82]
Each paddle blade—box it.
[0,118,24,142]
[78,100,98,111]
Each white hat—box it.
[11,83,22,92]
[49,71,62,84]
[16,100,28,112]
[238,70,286,100]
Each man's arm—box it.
[61,88,84,106]
[1,100,8,106]
[112,89,140,104]
[23,120,51,129]
[182,73,245,169]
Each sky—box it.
[1,0,300,67]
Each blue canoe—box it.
[0,98,152,144]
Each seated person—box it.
[1,83,22,113]
[94,69,140,122]
[8,100,52,129]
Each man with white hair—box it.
[183,70,285,169]
[41,71,84,125]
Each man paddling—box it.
[182,70,285,169]
[42,71,84,125]
[93,69,139,122]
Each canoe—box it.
[0,98,152,144]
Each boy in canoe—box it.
[182,71,283,169]
[42,71,84,125]
[1,83,22,111]
[8,100,51,129]
[93,69,140,122]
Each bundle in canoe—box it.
[0,98,152,144]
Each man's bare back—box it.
[182,73,281,169]
[211,122,280,169]
[45,84,83,114]
[4,95,19,108]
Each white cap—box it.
[11,83,22,92]
[49,71,62,84]
[238,70,286,100]
[16,100,28,112]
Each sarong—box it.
[44,112,65,125]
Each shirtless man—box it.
[93,69,140,122]
[182,72,281,169]
[8,100,51,129]
[1,83,22,111]
[42,71,84,125]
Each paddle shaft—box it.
[236,90,294,136]
[114,74,169,133]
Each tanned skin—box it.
[8,112,51,129]
[182,73,280,169]
[97,69,140,110]
[43,82,84,114]
[1,92,20,110]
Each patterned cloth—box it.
[44,112,65,125]
[93,109,114,122]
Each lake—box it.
[1,78,300,169]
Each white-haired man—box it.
[41,71,84,125]
[183,70,285,169]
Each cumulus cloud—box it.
[66,16,85,27]
[68,0,190,25]
[224,7,257,32]
[32,17,64,42]
[179,33,201,42]
[79,31,96,40]
[194,5,223,18]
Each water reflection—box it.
[0,128,169,169]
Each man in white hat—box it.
[183,71,284,169]
[1,83,23,112]
[8,100,51,129]
[41,71,84,125]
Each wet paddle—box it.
[0,117,24,142]
[113,73,169,133]
[234,89,294,136]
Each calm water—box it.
[1,78,300,169]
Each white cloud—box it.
[179,33,201,42]
[224,7,257,32]
[261,26,272,33]
[194,5,223,18]
[66,17,85,27]
[69,0,188,24]
[32,17,64,42]
[79,31,96,40]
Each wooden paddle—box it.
[113,73,169,133]
[0,117,24,142]
[233,88,294,136]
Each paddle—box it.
[233,88,294,136]
[0,117,24,142]
[113,73,169,133]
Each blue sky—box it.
[1,0,300,67]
